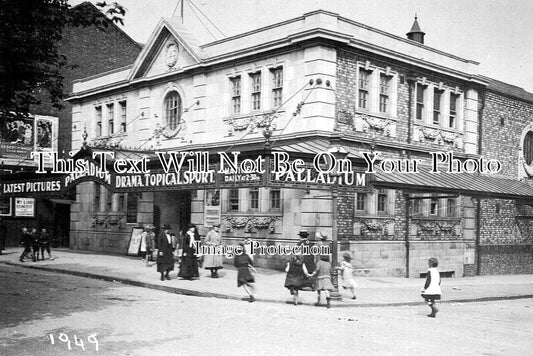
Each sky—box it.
[72,0,533,92]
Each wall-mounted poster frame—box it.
[14,197,35,217]
[0,197,11,216]
[126,226,144,256]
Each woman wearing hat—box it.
[178,223,199,280]
[203,223,223,278]
[156,224,175,281]
[296,230,315,274]
[337,252,357,299]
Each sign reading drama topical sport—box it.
[15,197,35,217]
[126,227,145,256]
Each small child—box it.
[234,243,256,302]
[337,252,357,299]
[308,255,334,308]
[421,257,442,318]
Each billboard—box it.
[0,114,58,161]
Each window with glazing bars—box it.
[377,189,387,212]
[95,106,102,136]
[271,68,283,107]
[446,198,456,217]
[524,131,533,165]
[119,101,127,132]
[164,92,182,130]
[230,76,241,114]
[356,193,367,211]
[229,189,239,211]
[433,89,442,125]
[270,189,281,209]
[449,93,458,128]
[430,198,439,215]
[379,74,390,113]
[416,85,425,120]
[107,103,114,135]
[358,69,370,109]
[250,72,261,110]
[250,188,259,209]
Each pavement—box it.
[2,247,533,307]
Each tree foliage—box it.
[0,0,125,118]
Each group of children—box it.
[19,227,54,262]
[284,249,442,317]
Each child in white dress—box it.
[337,252,357,299]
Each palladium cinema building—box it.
[58,11,533,276]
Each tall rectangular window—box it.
[270,189,281,209]
[271,67,283,107]
[377,189,387,212]
[250,188,259,210]
[229,189,239,211]
[430,198,439,216]
[356,193,367,211]
[379,74,390,113]
[95,106,102,137]
[413,199,422,215]
[230,76,241,114]
[416,85,425,120]
[250,72,261,111]
[107,103,114,135]
[119,101,127,132]
[449,93,458,128]
[433,89,442,125]
[358,69,370,109]
[447,198,456,217]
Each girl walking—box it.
[337,252,357,299]
[421,257,442,318]
[234,243,256,302]
[308,255,334,308]
[284,255,313,305]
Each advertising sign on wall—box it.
[14,198,35,217]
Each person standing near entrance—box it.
[30,228,39,262]
[156,224,175,281]
[178,223,199,280]
[203,223,223,278]
[19,227,33,262]
[38,228,54,261]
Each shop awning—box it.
[49,199,75,205]
[374,166,533,200]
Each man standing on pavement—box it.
[19,227,33,262]
[38,228,54,260]
[156,224,175,281]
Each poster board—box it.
[126,227,144,256]
[14,197,35,217]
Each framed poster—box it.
[126,227,144,256]
[204,189,221,227]
[14,198,35,217]
[0,197,11,216]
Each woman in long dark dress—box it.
[234,243,256,302]
[284,255,313,305]
[178,224,199,280]
[156,224,175,281]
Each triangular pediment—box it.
[129,18,204,80]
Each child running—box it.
[308,255,334,308]
[234,242,256,302]
[421,257,442,318]
[337,252,357,299]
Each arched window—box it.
[525,131,533,165]
[164,91,182,131]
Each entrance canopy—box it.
[374,165,533,200]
